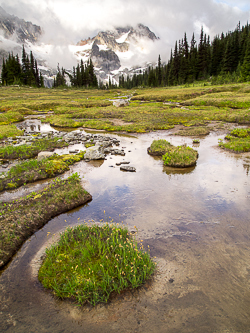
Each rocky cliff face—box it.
[76,23,159,82]
[0,6,41,43]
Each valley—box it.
[0,84,250,332]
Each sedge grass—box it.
[0,137,68,159]
[219,128,250,152]
[0,152,85,192]
[38,224,156,306]
[0,173,92,268]
[148,139,173,156]
[163,145,198,167]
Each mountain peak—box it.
[0,6,41,43]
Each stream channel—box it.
[0,119,250,333]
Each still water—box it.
[0,129,250,333]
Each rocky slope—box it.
[0,6,41,43]
[0,6,159,86]
[76,24,158,82]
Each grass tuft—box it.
[162,145,198,167]
[38,224,156,306]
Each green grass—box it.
[38,224,156,306]
[0,173,92,268]
[0,84,250,136]
[0,137,68,159]
[0,124,24,140]
[0,151,85,192]
[148,139,173,155]
[219,128,250,152]
[0,111,24,125]
[175,126,210,136]
[163,145,198,167]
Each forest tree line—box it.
[54,59,98,88]
[1,45,44,87]
[119,22,250,88]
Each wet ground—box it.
[0,124,250,333]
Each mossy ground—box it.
[38,223,155,306]
[219,128,250,152]
[0,173,92,268]
[0,137,68,159]
[0,151,85,192]
[147,139,173,156]
[162,145,198,167]
[0,84,249,136]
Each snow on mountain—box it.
[0,5,160,87]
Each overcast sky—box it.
[1,0,250,65]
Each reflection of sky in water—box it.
[16,119,59,132]
[61,131,250,238]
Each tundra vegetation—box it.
[148,139,198,167]
[38,223,156,306]
[0,173,92,268]
[0,152,85,192]
[0,82,249,287]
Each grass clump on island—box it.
[147,139,173,156]
[0,137,68,159]
[38,223,156,306]
[219,128,250,152]
[162,145,198,167]
[0,173,92,268]
[148,139,198,167]
[0,151,85,192]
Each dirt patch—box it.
[111,119,134,126]
[0,176,92,268]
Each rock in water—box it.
[120,166,136,172]
[84,145,105,160]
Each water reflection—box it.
[0,130,250,333]
[16,119,58,133]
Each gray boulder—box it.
[37,151,55,161]
[113,99,129,107]
[84,145,105,160]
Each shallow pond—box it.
[0,129,250,333]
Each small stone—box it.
[120,166,136,172]
[169,278,174,283]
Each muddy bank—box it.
[0,176,92,268]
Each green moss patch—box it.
[163,145,198,167]
[175,126,210,136]
[0,124,24,140]
[0,173,92,268]
[38,224,155,306]
[0,137,68,160]
[0,151,85,192]
[219,127,250,152]
[147,139,173,156]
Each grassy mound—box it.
[175,126,210,136]
[0,151,85,192]
[0,173,92,268]
[0,137,68,159]
[147,139,173,156]
[219,128,250,152]
[0,124,24,140]
[38,224,156,306]
[163,145,198,167]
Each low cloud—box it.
[1,0,249,68]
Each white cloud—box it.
[0,0,249,67]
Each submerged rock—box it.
[120,166,136,172]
